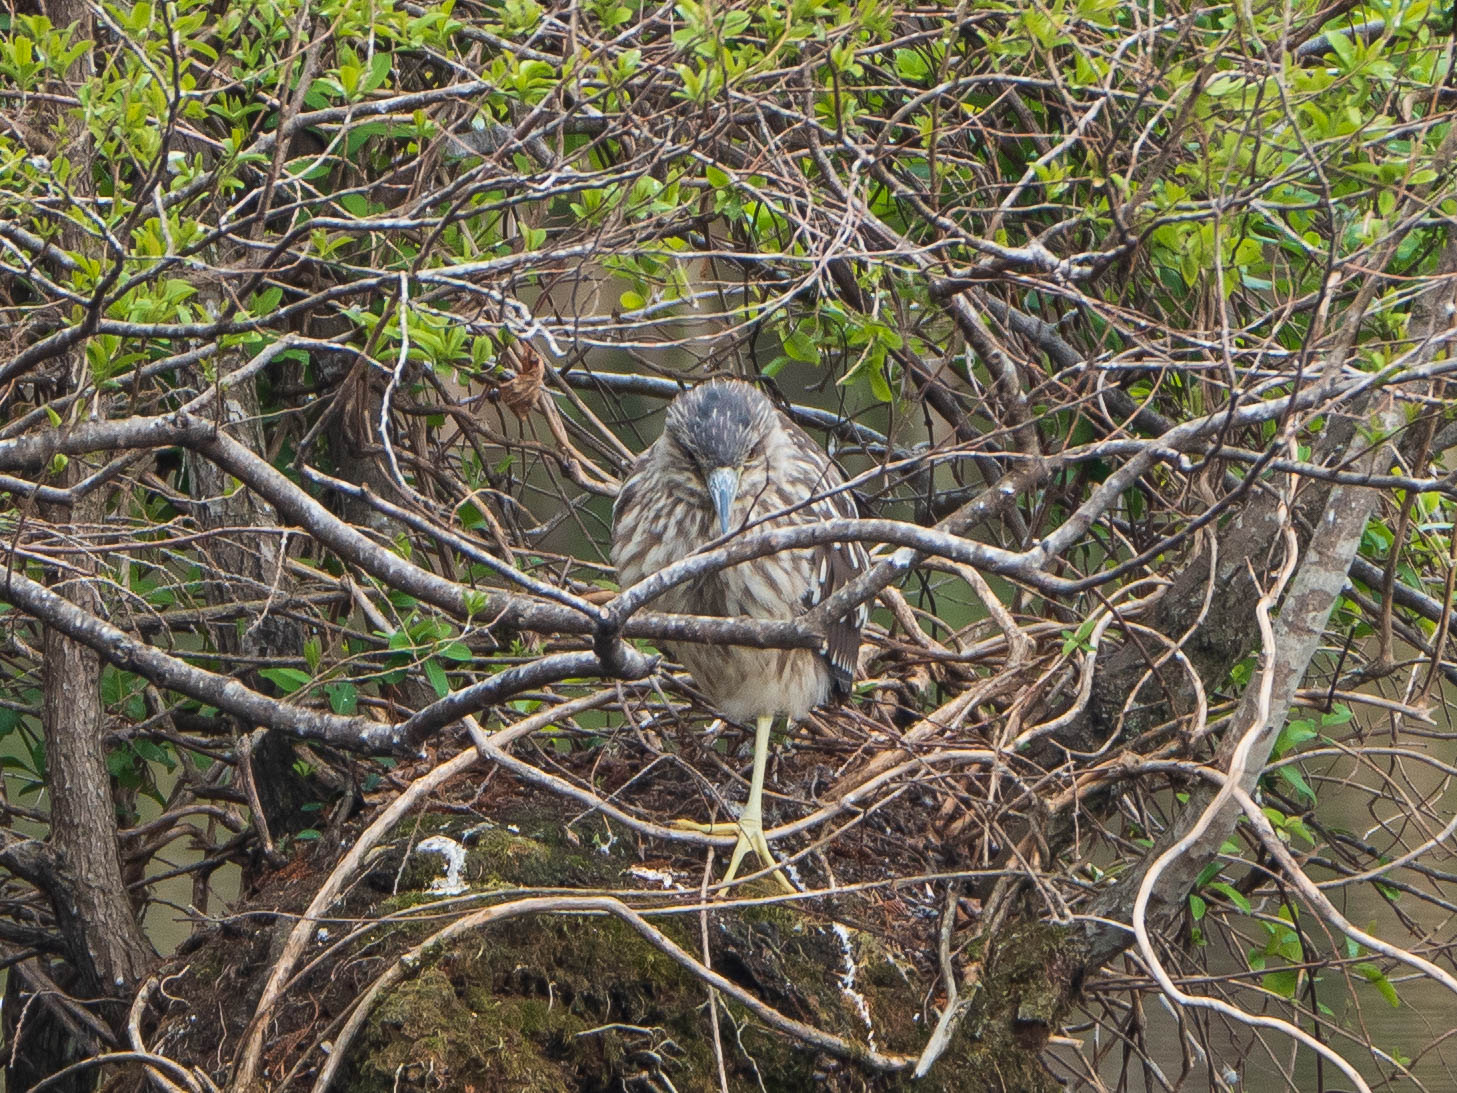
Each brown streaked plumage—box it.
[612,379,869,889]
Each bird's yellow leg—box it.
[673,714,795,893]
[722,714,793,891]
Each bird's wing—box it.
[610,448,656,585]
[785,423,869,697]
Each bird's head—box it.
[663,380,777,535]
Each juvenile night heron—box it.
[612,380,868,889]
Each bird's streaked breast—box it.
[611,390,868,721]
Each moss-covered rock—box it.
[153,796,1076,1092]
[339,808,1070,1092]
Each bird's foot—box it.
[670,813,796,894]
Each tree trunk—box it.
[41,494,157,998]
[3,4,156,1087]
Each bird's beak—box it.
[705,466,739,536]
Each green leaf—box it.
[425,658,450,698]
[339,192,369,218]
[1207,882,1251,914]
[1284,816,1316,845]
[782,329,818,362]
[1354,962,1400,1008]
[133,739,174,771]
[1273,717,1317,759]
[1263,968,1299,998]
[894,48,929,82]
[1278,764,1317,805]
[326,682,358,715]
[1060,616,1098,656]
[106,749,134,778]
[260,667,312,694]
[364,52,392,93]
[1325,30,1355,69]
[867,361,894,403]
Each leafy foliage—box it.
[0,0,1454,1088]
